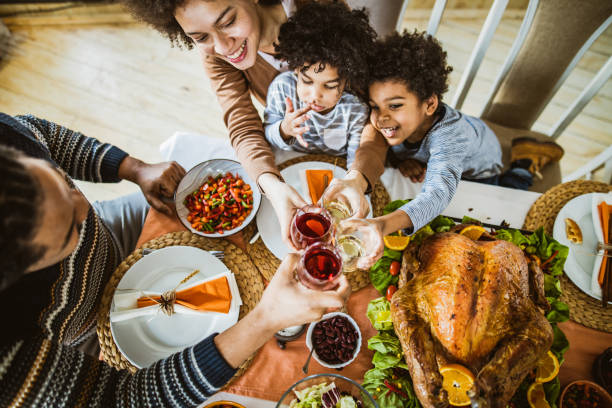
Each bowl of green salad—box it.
[276,373,378,408]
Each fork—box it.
[141,248,224,260]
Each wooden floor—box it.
[1,6,610,202]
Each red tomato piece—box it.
[386,285,397,301]
[390,261,400,276]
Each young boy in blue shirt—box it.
[263,2,375,167]
[366,31,564,235]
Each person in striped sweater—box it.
[0,113,350,407]
[263,2,373,168]
[349,31,563,237]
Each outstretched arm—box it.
[0,332,235,407]
[216,254,351,366]
[0,255,350,407]
[396,130,470,234]
[321,124,387,219]
[13,114,128,183]
[11,114,186,215]
[345,101,368,168]
[204,55,281,184]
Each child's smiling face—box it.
[368,80,438,146]
[296,63,346,115]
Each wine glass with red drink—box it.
[297,242,343,291]
[290,205,333,250]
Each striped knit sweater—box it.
[0,114,236,407]
[391,104,503,233]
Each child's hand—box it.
[399,159,427,183]
[280,97,312,147]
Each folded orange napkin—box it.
[598,202,611,286]
[137,275,232,314]
[306,169,333,204]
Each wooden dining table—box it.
[136,133,612,406]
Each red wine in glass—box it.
[298,242,342,291]
[290,205,332,249]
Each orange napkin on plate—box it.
[597,202,611,286]
[306,169,333,204]
[137,275,232,314]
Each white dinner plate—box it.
[552,193,610,303]
[256,161,371,260]
[110,246,240,368]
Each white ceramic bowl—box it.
[175,159,261,238]
[306,312,362,369]
[276,373,378,408]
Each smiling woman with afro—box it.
[121,0,281,48]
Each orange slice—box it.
[535,351,559,383]
[383,235,410,251]
[305,219,325,236]
[439,364,475,406]
[527,382,551,408]
[459,225,486,241]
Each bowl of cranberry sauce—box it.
[306,312,362,369]
[560,380,612,408]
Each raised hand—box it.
[213,254,351,369]
[320,170,370,219]
[280,97,312,147]
[258,173,308,251]
[258,254,351,329]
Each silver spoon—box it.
[302,347,315,374]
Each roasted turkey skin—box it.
[391,232,553,407]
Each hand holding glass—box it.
[297,242,343,291]
[290,205,333,250]
[336,218,384,271]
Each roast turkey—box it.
[390,231,553,407]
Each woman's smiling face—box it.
[175,0,262,69]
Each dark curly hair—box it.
[274,1,376,96]
[368,30,453,109]
[121,0,281,49]
[0,145,45,289]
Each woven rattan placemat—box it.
[246,154,390,291]
[523,180,612,332]
[96,231,265,382]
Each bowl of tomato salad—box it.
[175,159,261,237]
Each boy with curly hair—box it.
[367,31,563,236]
[263,2,375,167]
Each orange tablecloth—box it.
[135,209,247,250]
[137,209,612,401]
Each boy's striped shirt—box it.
[391,104,503,233]
[263,71,368,167]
